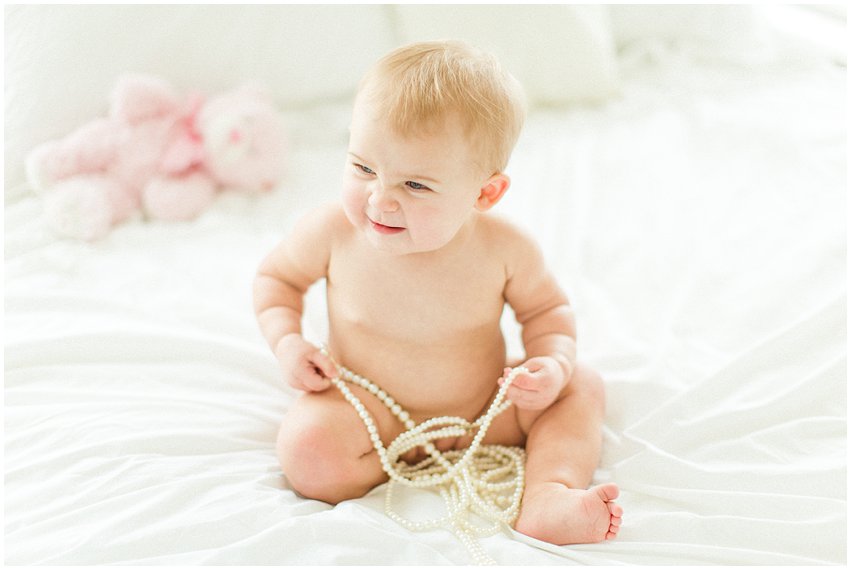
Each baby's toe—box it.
[606,518,622,539]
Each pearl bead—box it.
[319,345,527,566]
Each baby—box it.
[253,40,622,546]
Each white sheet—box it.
[5,46,846,564]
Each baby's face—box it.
[342,97,488,256]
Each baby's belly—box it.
[327,321,508,423]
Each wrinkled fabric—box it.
[5,48,845,564]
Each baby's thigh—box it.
[475,406,526,449]
[278,385,408,457]
[276,385,407,502]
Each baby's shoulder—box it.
[478,213,539,253]
[477,213,548,279]
[291,202,352,242]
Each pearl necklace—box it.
[320,347,527,565]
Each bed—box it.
[4,5,846,565]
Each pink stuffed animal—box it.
[198,86,288,194]
[26,74,286,240]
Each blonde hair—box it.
[357,40,527,175]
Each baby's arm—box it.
[501,223,577,429]
[253,204,340,391]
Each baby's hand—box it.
[498,356,566,411]
[275,334,338,392]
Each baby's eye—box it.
[355,163,375,175]
[405,181,431,192]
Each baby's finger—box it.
[302,371,331,392]
[504,384,524,402]
[507,384,553,410]
[504,369,540,391]
[505,385,542,409]
[310,351,338,380]
[298,360,331,392]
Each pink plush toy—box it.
[26,74,287,240]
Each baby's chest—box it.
[327,255,506,339]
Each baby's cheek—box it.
[410,214,460,251]
[340,183,365,226]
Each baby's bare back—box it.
[325,223,509,423]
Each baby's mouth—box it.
[369,218,406,235]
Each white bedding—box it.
[5,22,847,567]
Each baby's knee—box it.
[569,363,606,411]
[276,404,379,504]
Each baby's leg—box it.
[513,363,623,544]
[276,386,399,504]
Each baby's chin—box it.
[364,229,452,257]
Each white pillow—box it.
[4,4,394,198]
[609,5,773,64]
[391,5,621,106]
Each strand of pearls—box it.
[320,347,527,565]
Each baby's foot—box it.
[514,482,623,545]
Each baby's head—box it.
[343,40,527,256]
[356,40,526,177]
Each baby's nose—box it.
[367,184,399,212]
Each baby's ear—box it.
[475,174,510,211]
